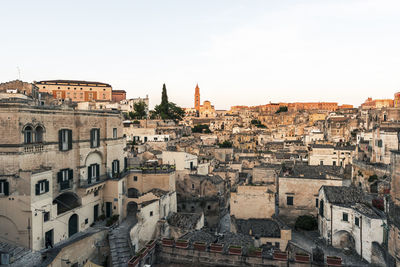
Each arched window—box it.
[35,126,44,143]
[24,126,33,144]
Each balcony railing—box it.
[79,174,108,188]
[23,144,45,153]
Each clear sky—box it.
[1,0,400,109]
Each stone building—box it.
[0,98,126,251]
[308,144,355,167]
[371,127,400,164]
[35,80,113,102]
[278,165,345,222]
[230,185,276,220]
[388,150,400,266]
[111,89,126,102]
[318,186,387,264]
[0,80,39,99]
[120,96,149,114]
[176,174,228,228]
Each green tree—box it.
[218,140,233,148]
[132,101,147,119]
[150,84,185,121]
[275,106,288,113]
[192,124,211,133]
[160,83,169,116]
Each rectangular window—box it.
[35,179,49,195]
[333,161,336,166]
[88,164,100,184]
[44,212,50,222]
[342,212,348,222]
[112,160,120,176]
[315,198,319,208]
[0,180,9,196]
[320,161,323,166]
[58,169,72,190]
[287,196,294,206]
[133,176,138,182]
[59,129,72,151]
[90,129,100,148]
[355,217,359,227]
[113,128,117,139]
[150,211,153,217]
[94,190,99,196]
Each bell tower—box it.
[194,84,200,111]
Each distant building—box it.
[192,84,216,118]
[112,89,126,102]
[361,97,394,109]
[120,96,149,114]
[35,80,112,102]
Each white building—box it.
[162,151,198,171]
[318,186,386,264]
[309,144,355,168]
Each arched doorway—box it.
[68,214,78,238]
[127,202,138,216]
[333,230,355,250]
[127,188,140,198]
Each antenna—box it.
[16,66,21,80]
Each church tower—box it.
[194,84,200,111]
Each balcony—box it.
[23,144,45,153]
[79,174,108,188]
[59,180,72,191]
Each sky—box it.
[1,0,400,109]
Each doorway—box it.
[68,214,78,238]
[106,202,112,218]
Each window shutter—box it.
[58,130,63,150]
[68,169,73,180]
[88,166,92,184]
[4,181,9,196]
[124,157,127,171]
[96,129,100,147]
[35,183,40,195]
[112,161,115,175]
[90,129,94,148]
[57,171,62,183]
[117,160,120,174]
[96,164,100,180]
[67,130,72,150]
[45,180,49,192]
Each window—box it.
[44,212,50,222]
[287,196,294,206]
[319,200,324,217]
[112,160,120,177]
[85,218,88,224]
[342,212,348,222]
[320,161,323,166]
[133,176,138,182]
[113,128,117,139]
[315,198,319,208]
[59,129,72,151]
[90,129,100,148]
[88,164,100,184]
[24,126,33,144]
[94,190,99,196]
[192,183,195,189]
[333,161,336,166]
[57,169,73,190]
[35,126,44,143]
[355,217,360,227]
[150,211,153,217]
[0,180,9,196]
[35,179,49,195]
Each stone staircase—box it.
[109,215,137,267]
